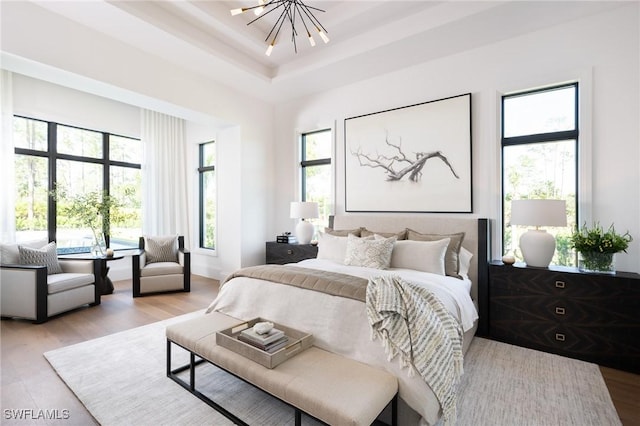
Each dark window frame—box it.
[500,82,579,256]
[300,129,331,201]
[198,141,216,250]
[13,115,141,251]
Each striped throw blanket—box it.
[366,275,464,425]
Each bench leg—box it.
[295,408,302,426]
[392,394,398,426]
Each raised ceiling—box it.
[19,1,627,102]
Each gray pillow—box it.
[18,242,63,275]
[145,236,178,264]
[406,229,465,279]
[324,227,362,237]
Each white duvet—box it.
[206,259,479,426]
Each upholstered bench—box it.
[166,312,398,426]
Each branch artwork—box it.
[351,132,460,182]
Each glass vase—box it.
[578,252,616,274]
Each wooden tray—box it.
[216,318,313,369]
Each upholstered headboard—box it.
[331,215,490,336]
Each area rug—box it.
[44,311,621,426]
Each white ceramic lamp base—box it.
[519,229,556,267]
[295,220,314,245]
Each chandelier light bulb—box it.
[318,30,329,44]
[230,8,244,16]
[254,0,265,16]
[308,34,316,46]
[265,43,274,56]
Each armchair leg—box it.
[35,268,48,324]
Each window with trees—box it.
[300,129,332,231]
[13,116,142,252]
[502,83,578,266]
[198,141,216,250]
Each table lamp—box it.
[511,199,567,267]
[290,201,319,244]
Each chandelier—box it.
[230,0,329,56]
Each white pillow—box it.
[316,232,349,263]
[344,234,395,269]
[389,238,450,275]
[458,247,473,277]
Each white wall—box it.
[273,3,640,273]
[3,1,275,281]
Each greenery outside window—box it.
[13,116,142,252]
[301,129,332,232]
[198,141,216,250]
[502,83,578,266]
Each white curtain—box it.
[0,70,16,243]
[141,109,191,246]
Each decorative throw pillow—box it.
[144,235,178,265]
[344,234,395,269]
[323,227,362,237]
[18,242,63,275]
[316,232,349,263]
[361,229,407,240]
[406,229,465,279]
[458,247,474,277]
[389,238,450,275]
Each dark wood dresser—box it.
[489,261,640,373]
[265,242,318,265]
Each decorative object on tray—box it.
[344,93,472,213]
[216,318,313,368]
[570,222,632,274]
[238,322,289,352]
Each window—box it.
[502,83,578,266]
[300,129,332,231]
[13,116,142,252]
[198,141,216,250]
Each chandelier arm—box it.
[298,2,328,34]
[245,0,287,26]
[295,2,313,37]
[267,3,292,44]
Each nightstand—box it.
[488,261,640,373]
[265,242,318,265]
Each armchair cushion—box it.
[144,235,178,265]
[141,262,183,277]
[18,242,63,275]
[48,273,96,294]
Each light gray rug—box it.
[45,311,621,426]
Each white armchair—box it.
[132,235,190,297]
[0,241,100,324]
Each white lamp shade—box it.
[290,202,319,219]
[511,199,567,227]
[511,199,567,268]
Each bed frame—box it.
[330,215,490,336]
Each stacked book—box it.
[238,326,289,353]
[277,235,298,244]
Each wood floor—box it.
[1,275,638,425]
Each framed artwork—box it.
[344,93,472,213]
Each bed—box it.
[206,215,490,426]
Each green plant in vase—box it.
[570,222,632,273]
[51,189,121,256]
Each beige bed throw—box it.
[366,274,464,426]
